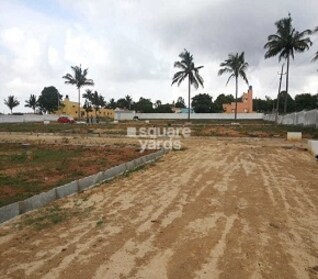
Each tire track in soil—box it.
[0,138,317,279]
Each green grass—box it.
[22,205,66,230]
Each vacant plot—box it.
[0,137,317,278]
[0,120,318,138]
[0,143,151,207]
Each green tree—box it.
[83,99,93,123]
[91,91,105,122]
[134,97,153,113]
[253,96,275,113]
[125,95,133,110]
[155,104,173,113]
[175,96,186,108]
[294,93,318,111]
[4,95,20,114]
[116,98,129,109]
[191,93,214,113]
[172,49,204,120]
[24,94,38,113]
[218,52,249,120]
[107,98,116,109]
[264,14,312,113]
[155,100,162,109]
[62,65,94,120]
[214,94,235,112]
[275,91,295,113]
[38,86,63,113]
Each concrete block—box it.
[19,189,57,214]
[287,132,302,141]
[0,202,20,223]
[134,157,146,168]
[125,160,136,171]
[78,174,99,192]
[56,181,78,199]
[308,140,318,156]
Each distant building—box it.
[223,86,253,113]
[54,95,114,120]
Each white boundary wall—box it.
[0,114,59,123]
[115,112,264,120]
[264,109,318,128]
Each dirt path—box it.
[0,138,317,278]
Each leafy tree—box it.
[107,98,116,109]
[82,89,94,102]
[264,14,312,113]
[275,91,295,113]
[172,49,204,120]
[191,93,214,113]
[214,94,235,112]
[155,104,173,113]
[38,86,63,113]
[155,100,162,108]
[218,52,249,120]
[62,65,94,120]
[134,97,153,113]
[4,95,20,114]
[294,93,318,111]
[83,99,93,123]
[25,94,38,113]
[125,95,133,110]
[175,96,186,108]
[253,96,275,113]
[91,91,105,122]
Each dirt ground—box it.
[0,136,318,278]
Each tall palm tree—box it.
[62,65,94,120]
[24,94,38,113]
[218,52,249,120]
[264,14,312,113]
[4,95,20,114]
[172,49,204,120]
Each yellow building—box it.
[55,96,114,120]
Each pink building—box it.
[223,86,253,113]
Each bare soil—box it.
[0,137,317,278]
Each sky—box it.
[0,0,317,113]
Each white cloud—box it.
[0,0,317,114]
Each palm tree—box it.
[172,49,204,120]
[83,99,93,123]
[312,26,318,69]
[4,95,20,114]
[108,98,116,109]
[62,65,94,120]
[24,94,38,113]
[125,95,133,110]
[82,89,94,102]
[218,52,249,120]
[264,14,312,113]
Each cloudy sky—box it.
[0,0,317,113]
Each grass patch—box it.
[22,205,66,230]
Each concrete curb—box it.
[0,148,168,224]
[308,140,318,156]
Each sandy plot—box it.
[0,137,317,279]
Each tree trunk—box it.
[188,77,191,121]
[284,56,290,114]
[78,88,81,121]
[235,76,238,120]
